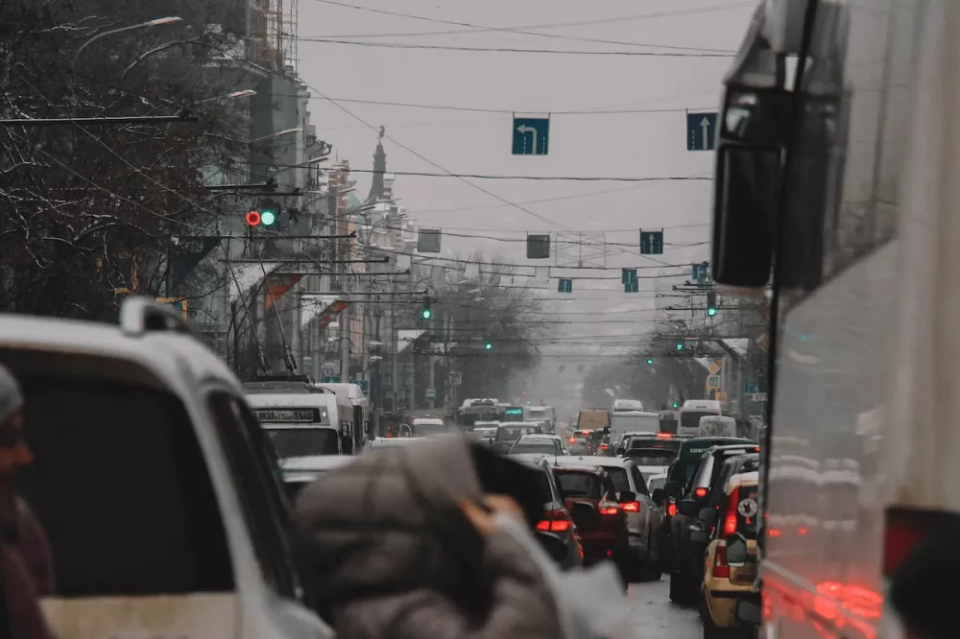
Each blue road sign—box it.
[686,112,718,151]
[512,117,550,155]
[622,268,637,284]
[640,230,664,255]
[558,278,573,293]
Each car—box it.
[552,456,664,581]
[490,421,544,453]
[700,471,761,639]
[515,455,584,570]
[566,430,593,455]
[624,447,677,481]
[525,433,570,454]
[507,435,565,457]
[468,426,497,443]
[550,464,631,586]
[410,417,454,437]
[281,455,357,501]
[647,471,668,495]
[617,431,686,457]
[668,442,760,604]
[0,297,331,639]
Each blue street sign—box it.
[621,268,637,284]
[686,112,718,151]
[640,230,664,255]
[512,117,550,156]
[558,278,573,293]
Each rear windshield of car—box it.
[497,426,534,441]
[555,472,604,500]
[267,428,340,457]
[626,437,682,453]
[676,438,755,482]
[603,466,630,494]
[648,476,667,492]
[510,442,557,455]
[412,422,449,436]
[18,379,234,596]
[625,448,677,466]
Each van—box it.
[0,297,331,639]
[698,415,737,438]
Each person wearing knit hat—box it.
[0,363,56,639]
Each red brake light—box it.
[600,505,620,516]
[599,444,609,450]
[537,509,572,533]
[535,520,550,531]
[695,487,708,499]
[622,501,640,513]
[713,544,730,579]
[753,446,760,452]
[656,432,672,439]
[550,520,571,532]
[568,437,576,443]
[723,485,740,536]
[667,503,677,517]
[768,528,781,537]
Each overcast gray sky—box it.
[295,0,754,372]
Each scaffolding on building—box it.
[251,0,298,72]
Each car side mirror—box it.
[726,532,749,567]
[618,490,637,504]
[652,488,665,505]
[571,501,601,530]
[663,480,683,498]
[534,531,569,563]
[697,507,716,524]
[678,499,699,518]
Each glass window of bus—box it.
[267,428,340,457]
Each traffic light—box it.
[646,358,654,365]
[485,342,493,350]
[676,342,684,351]
[672,401,679,409]
[706,291,718,317]
[421,297,432,320]
[245,209,277,227]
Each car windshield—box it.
[648,476,667,491]
[412,422,448,436]
[603,466,630,493]
[626,448,676,466]
[510,442,557,455]
[555,472,604,499]
[267,428,339,457]
[497,426,533,441]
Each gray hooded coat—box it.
[293,435,562,639]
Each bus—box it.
[523,405,556,433]
[456,398,505,429]
[244,382,356,457]
[678,400,722,437]
[709,2,955,637]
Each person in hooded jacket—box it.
[0,364,57,639]
[293,434,563,639]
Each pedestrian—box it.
[889,520,960,639]
[0,363,57,639]
[293,435,563,639]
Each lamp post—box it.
[73,16,183,74]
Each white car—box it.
[551,455,665,580]
[0,296,332,639]
[282,455,357,499]
[522,433,570,454]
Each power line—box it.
[283,96,716,115]
[297,39,735,57]
[303,3,749,44]
[307,0,744,53]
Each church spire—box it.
[365,126,387,204]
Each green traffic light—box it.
[707,307,718,317]
[676,342,684,351]
[485,342,492,350]
[260,209,277,226]
[672,401,679,409]
[646,358,654,365]
[422,308,432,320]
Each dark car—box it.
[657,437,754,576]
[518,455,584,570]
[490,422,543,454]
[618,432,686,457]
[667,442,760,604]
[552,465,633,586]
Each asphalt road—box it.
[627,576,702,638]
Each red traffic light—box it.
[245,211,261,226]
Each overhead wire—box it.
[297,40,735,57]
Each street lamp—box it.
[248,127,303,144]
[73,17,183,70]
[197,89,257,105]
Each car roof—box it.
[552,455,632,469]
[0,308,241,396]
[523,433,559,440]
[552,464,608,478]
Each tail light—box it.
[599,500,620,516]
[622,501,640,513]
[668,502,677,517]
[568,437,576,444]
[723,485,740,536]
[713,544,731,579]
[656,433,673,439]
[536,508,572,533]
[695,487,708,499]
[599,444,609,450]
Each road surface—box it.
[627,576,702,637]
